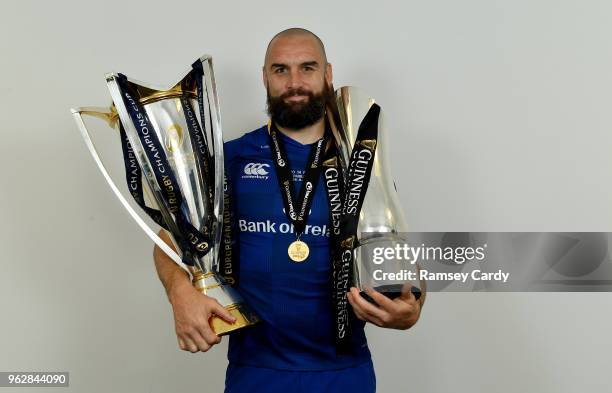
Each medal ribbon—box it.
[268,122,327,242]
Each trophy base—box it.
[359,284,422,304]
[210,303,260,336]
[191,270,260,336]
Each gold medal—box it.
[288,239,309,262]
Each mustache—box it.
[279,88,314,100]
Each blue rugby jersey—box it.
[224,125,371,370]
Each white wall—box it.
[1,0,611,392]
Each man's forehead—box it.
[265,34,326,67]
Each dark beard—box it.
[266,85,332,130]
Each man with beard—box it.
[153,28,422,393]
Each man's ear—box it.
[262,67,268,89]
[325,62,333,86]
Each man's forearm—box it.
[152,230,232,352]
[153,231,191,303]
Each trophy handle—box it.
[199,56,225,270]
[70,107,187,271]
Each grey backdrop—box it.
[1,0,611,392]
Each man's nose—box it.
[286,69,304,90]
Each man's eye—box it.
[274,68,286,73]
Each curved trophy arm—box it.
[70,107,188,272]
[200,56,225,270]
[325,84,351,170]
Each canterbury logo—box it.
[244,163,270,176]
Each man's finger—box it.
[188,328,212,352]
[181,336,199,353]
[211,301,237,324]
[353,301,384,326]
[348,292,366,321]
[193,312,223,346]
[202,324,222,345]
[198,322,221,346]
[349,287,388,322]
[346,292,361,319]
[365,288,399,312]
[353,310,366,322]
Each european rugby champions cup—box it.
[326,87,424,302]
[71,55,259,335]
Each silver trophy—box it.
[71,55,258,335]
[327,86,424,299]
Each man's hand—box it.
[154,229,237,353]
[347,286,422,330]
[168,281,237,353]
